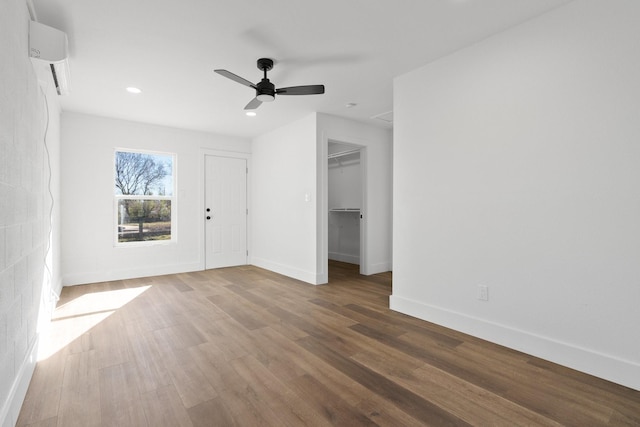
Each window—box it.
[114,150,175,244]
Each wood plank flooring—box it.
[17,261,640,426]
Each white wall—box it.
[0,1,62,425]
[61,112,250,285]
[250,114,319,283]
[317,113,393,280]
[392,0,640,390]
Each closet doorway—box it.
[328,140,365,274]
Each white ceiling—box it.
[32,0,572,139]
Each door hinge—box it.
[246,208,248,215]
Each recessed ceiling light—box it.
[346,102,357,108]
[246,111,257,117]
[126,87,142,94]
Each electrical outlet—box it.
[478,285,489,301]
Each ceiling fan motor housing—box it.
[256,78,276,100]
[256,58,276,101]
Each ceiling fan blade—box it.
[214,69,256,88]
[276,85,325,95]
[244,98,263,110]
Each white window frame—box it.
[114,148,177,246]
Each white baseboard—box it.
[361,261,392,276]
[52,274,63,300]
[328,254,392,276]
[62,262,202,286]
[1,335,39,427]
[251,257,321,285]
[389,295,640,391]
[328,251,360,265]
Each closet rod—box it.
[328,148,360,159]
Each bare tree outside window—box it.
[115,152,170,196]
[114,151,175,243]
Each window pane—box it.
[117,199,171,242]
[115,151,174,196]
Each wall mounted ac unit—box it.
[29,20,70,95]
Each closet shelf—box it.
[329,208,360,212]
[328,149,360,159]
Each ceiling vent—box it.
[29,20,70,95]
[371,110,393,124]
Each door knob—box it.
[206,216,211,220]
[206,208,211,212]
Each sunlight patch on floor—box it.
[37,285,151,360]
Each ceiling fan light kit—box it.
[215,58,325,110]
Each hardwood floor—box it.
[17,261,640,426]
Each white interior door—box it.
[205,155,247,269]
